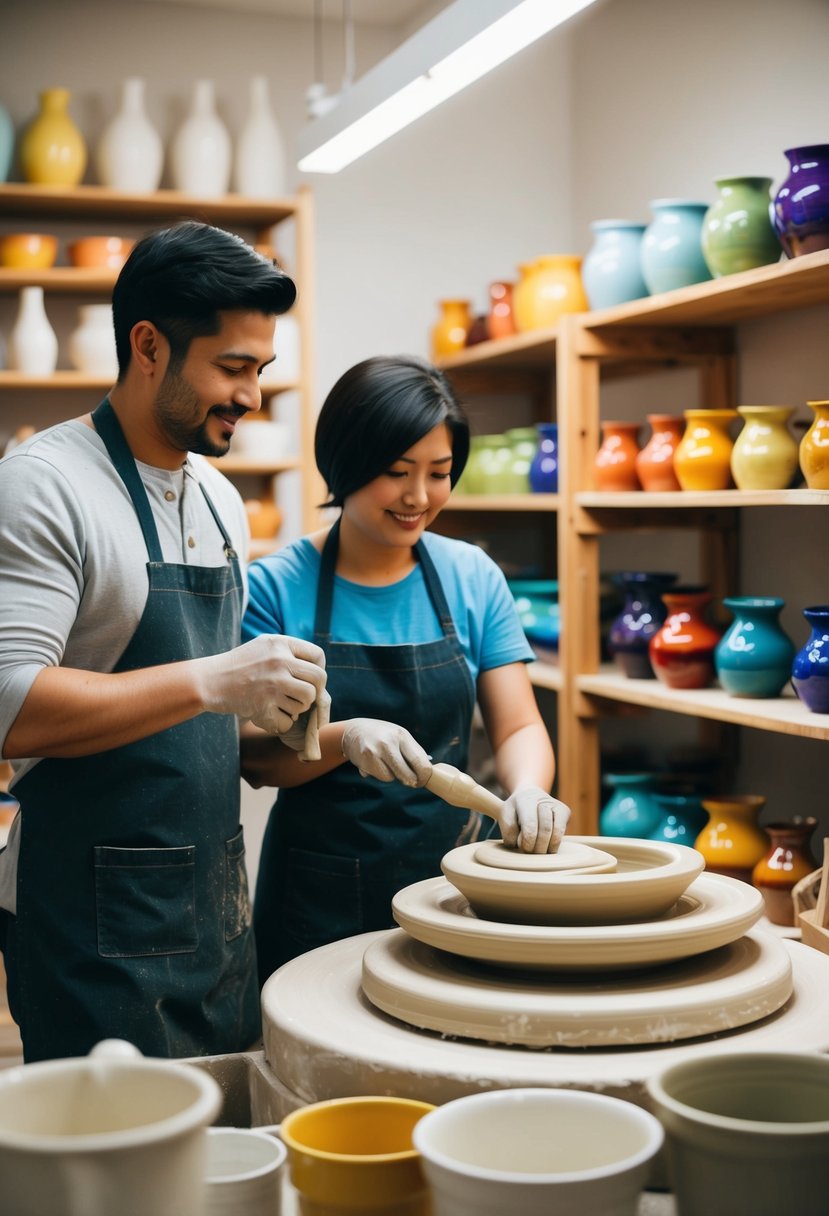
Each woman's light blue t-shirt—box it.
[243,531,534,685]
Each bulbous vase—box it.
[636,414,684,492]
[702,176,781,277]
[594,421,641,491]
[731,405,798,490]
[695,794,769,883]
[96,77,163,192]
[513,255,587,331]
[772,145,829,257]
[68,304,119,378]
[714,596,796,698]
[8,286,58,375]
[608,571,678,679]
[752,818,818,926]
[170,79,231,197]
[640,199,712,295]
[799,399,829,490]
[599,773,662,838]
[649,794,708,846]
[430,299,471,359]
[234,75,286,198]
[673,409,738,491]
[791,605,829,713]
[20,87,87,186]
[487,280,516,341]
[582,220,649,310]
[529,422,558,493]
[649,587,722,690]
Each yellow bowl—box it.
[0,233,58,269]
[67,236,135,270]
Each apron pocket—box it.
[94,845,197,958]
[282,847,362,956]
[224,827,252,943]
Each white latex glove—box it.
[500,787,572,854]
[341,719,432,787]
[199,634,330,737]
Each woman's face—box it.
[343,422,454,550]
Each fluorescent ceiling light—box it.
[297,0,599,174]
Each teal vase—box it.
[641,199,713,294]
[0,102,13,182]
[714,597,796,698]
[599,773,662,838]
[649,794,708,845]
[702,176,782,277]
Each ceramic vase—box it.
[731,405,798,490]
[798,399,829,489]
[636,413,684,491]
[791,606,829,713]
[234,75,286,198]
[594,421,641,490]
[673,408,738,491]
[464,314,489,347]
[260,311,300,384]
[714,596,796,699]
[772,145,829,257]
[474,434,519,493]
[640,200,712,295]
[752,818,818,926]
[599,773,662,838]
[20,87,87,186]
[430,299,470,359]
[0,101,13,182]
[649,587,722,690]
[170,79,231,197]
[582,220,649,310]
[695,794,769,883]
[504,427,536,493]
[95,77,163,193]
[608,571,678,679]
[529,422,559,493]
[8,286,58,374]
[701,176,781,277]
[487,281,516,340]
[68,304,119,378]
[649,793,708,846]
[512,255,587,331]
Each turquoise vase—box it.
[649,794,708,846]
[791,605,829,713]
[640,199,713,295]
[599,773,662,838]
[582,220,649,309]
[701,176,781,277]
[0,102,13,182]
[714,597,796,698]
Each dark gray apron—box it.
[253,518,479,981]
[5,398,260,1062]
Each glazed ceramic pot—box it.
[20,87,87,186]
[8,286,58,375]
[96,78,163,192]
[798,399,829,489]
[474,434,519,493]
[791,605,829,713]
[701,176,781,277]
[234,75,286,198]
[0,102,13,182]
[487,281,516,341]
[170,79,231,197]
[529,422,558,493]
[599,773,662,838]
[649,794,708,846]
[464,314,489,347]
[594,421,641,491]
[731,405,798,490]
[0,233,58,270]
[68,304,118,378]
[608,571,678,679]
[636,414,684,492]
[772,145,829,257]
[649,587,722,690]
[507,580,560,656]
[512,255,588,331]
[430,299,471,359]
[714,597,796,699]
[582,220,649,310]
[504,427,536,493]
[695,794,769,883]
[640,200,712,295]
[752,818,818,926]
[673,409,738,491]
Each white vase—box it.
[95,77,163,193]
[233,75,286,198]
[260,312,300,384]
[9,286,58,375]
[68,304,119,377]
[170,79,231,198]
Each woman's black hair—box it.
[111,221,296,378]
[314,355,470,507]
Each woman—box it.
[241,355,569,980]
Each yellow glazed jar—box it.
[430,299,471,360]
[513,255,588,332]
[694,794,769,884]
[673,408,738,490]
[798,399,829,489]
[21,87,87,186]
[730,404,798,490]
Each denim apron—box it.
[6,398,260,1061]
[253,518,479,981]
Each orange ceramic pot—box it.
[487,280,516,341]
[513,255,588,332]
[649,587,722,689]
[695,794,769,884]
[752,818,818,926]
[594,421,641,491]
[635,414,684,491]
[799,399,829,489]
[673,409,738,490]
[430,299,471,360]
[67,236,135,270]
[244,499,283,540]
[0,233,58,270]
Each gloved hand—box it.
[199,634,330,737]
[341,719,432,787]
[278,701,330,754]
[500,786,572,854]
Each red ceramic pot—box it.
[594,421,641,491]
[649,587,722,689]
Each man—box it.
[0,222,329,1062]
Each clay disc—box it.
[473,838,617,873]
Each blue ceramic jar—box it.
[529,423,559,493]
[714,597,796,698]
[599,773,662,838]
[0,102,13,183]
[649,794,708,846]
[640,199,713,295]
[791,605,829,712]
[608,572,678,679]
[582,220,649,310]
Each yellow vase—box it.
[21,87,87,186]
[694,794,769,883]
[430,299,471,360]
[673,408,738,490]
[730,405,798,490]
[799,399,829,489]
[513,255,588,332]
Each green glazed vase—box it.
[702,176,782,277]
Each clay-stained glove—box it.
[199,634,330,737]
[341,718,432,787]
[278,701,330,754]
[500,787,572,854]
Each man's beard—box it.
[153,366,235,458]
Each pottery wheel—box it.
[473,838,617,873]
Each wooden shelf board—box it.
[445,493,558,512]
[577,488,829,509]
[528,660,562,691]
[436,328,557,370]
[0,183,297,226]
[0,267,116,293]
[205,455,301,475]
[0,371,114,390]
[576,667,829,740]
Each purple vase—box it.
[608,571,678,679]
[772,145,829,257]
[791,605,829,712]
[529,422,558,493]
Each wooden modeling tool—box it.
[426,761,505,824]
[299,704,321,763]
[798,837,829,955]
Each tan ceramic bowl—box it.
[67,235,135,269]
[440,836,705,926]
[0,232,58,269]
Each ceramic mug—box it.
[646,1050,829,1216]
[205,1125,287,1216]
[279,1095,435,1216]
[0,1039,222,1216]
[412,1087,663,1216]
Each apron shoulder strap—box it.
[92,398,164,563]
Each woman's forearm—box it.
[240,719,349,789]
[493,721,555,796]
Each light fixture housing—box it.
[297,0,600,174]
